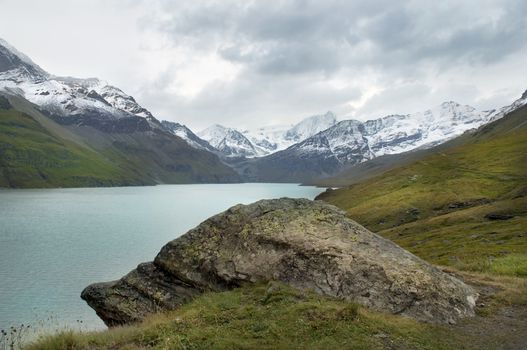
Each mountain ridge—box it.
[0,38,241,187]
[232,95,526,182]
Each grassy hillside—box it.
[0,97,147,187]
[318,105,527,275]
[24,277,527,350]
[0,95,240,188]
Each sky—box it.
[1,0,526,130]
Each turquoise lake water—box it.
[0,183,324,332]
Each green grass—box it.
[0,95,240,188]
[0,108,146,188]
[0,94,148,187]
[23,272,527,350]
[486,254,527,277]
[26,282,483,350]
[318,106,527,275]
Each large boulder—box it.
[82,198,477,326]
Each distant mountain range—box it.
[194,97,526,182]
[1,37,525,187]
[197,124,268,158]
[193,111,338,158]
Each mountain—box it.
[242,111,337,153]
[317,101,527,276]
[241,124,291,153]
[0,38,47,81]
[161,120,216,153]
[237,98,526,182]
[0,39,240,187]
[234,119,373,182]
[195,111,338,158]
[0,48,159,132]
[197,124,267,158]
[283,111,337,144]
[363,101,495,156]
[315,92,527,187]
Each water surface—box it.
[0,183,324,331]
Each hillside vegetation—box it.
[0,96,145,187]
[25,277,527,350]
[0,95,240,188]
[318,105,527,275]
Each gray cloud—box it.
[1,0,526,129]
[139,69,362,129]
[151,0,527,73]
[132,0,527,127]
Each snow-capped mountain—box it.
[0,38,160,132]
[197,124,267,158]
[239,94,527,182]
[197,111,338,158]
[363,101,498,156]
[241,111,337,153]
[0,38,47,81]
[282,101,515,165]
[0,38,241,184]
[485,90,527,123]
[284,111,337,144]
[201,101,503,164]
[161,120,217,152]
[297,120,375,163]
[241,124,291,153]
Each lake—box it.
[0,183,324,332]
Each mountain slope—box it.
[161,120,217,153]
[316,92,527,187]
[197,124,267,158]
[241,111,337,153]
[317,103,527,274]
[0,39,240,187]
[236,120,374,182]
[0,95,143,187]
[283,111,337,144]
[0,94,241,187]
[240,98,524,183]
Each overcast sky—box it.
[1,0,526,130]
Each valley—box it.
[1,32,526,350]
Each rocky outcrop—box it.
[82,198,477,326]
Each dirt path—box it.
[455,306,527,350]
[446,270,527,350]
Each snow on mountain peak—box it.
[239,111,338,155]
[284,111,337,143]
[280,99,511,168]
[483,90,527,123]
[162,121,216,152]
[0,38,48,81]
[0,39,160,127]
[197,124,267,158]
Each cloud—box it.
[1,0,526,129]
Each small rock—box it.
[485,213,515,220]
